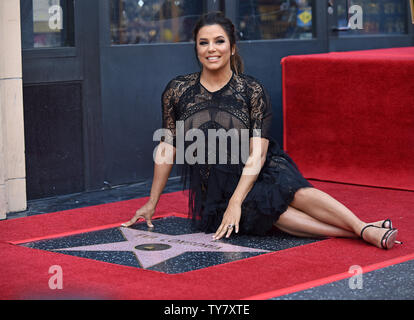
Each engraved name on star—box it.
[54,227,270,269]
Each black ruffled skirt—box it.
[180,137,314,236]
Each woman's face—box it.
[196,24,234,73]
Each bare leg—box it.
[287,187,399,248]
[289,187,366,235]
[274,205,358,239]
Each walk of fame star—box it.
[54,227,270,269]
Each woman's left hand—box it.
[213,201,242,240]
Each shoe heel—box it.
[382,229,398,249]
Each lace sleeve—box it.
[249,81,273,140]
[160,79,177,147]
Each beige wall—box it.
[0,0,27,219]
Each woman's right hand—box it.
[121,201,156,228]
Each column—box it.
[0,0,27,219]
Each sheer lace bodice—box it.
[161,71,273,145]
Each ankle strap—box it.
[360,224,378,238]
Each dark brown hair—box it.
[193,11,244,75]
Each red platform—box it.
[282,47,414,191]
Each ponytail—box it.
[231,48,244,75]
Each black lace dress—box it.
[160,71,314,236]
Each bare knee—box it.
[292,187,315,205]
[274,212,321,239]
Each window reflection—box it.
[20,0,75,49]
[336,0,407,35]
[110,0,206,45]
[236,0,313,40]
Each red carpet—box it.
[1,181,413,300]
[282,47,414,191]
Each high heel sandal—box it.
[360,225,402,249]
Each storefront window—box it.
[110,0,206,44]
[235,0,313,40]
[336,0,407,35]
[21,0,75,49]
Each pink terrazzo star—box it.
[55,227,270,269]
